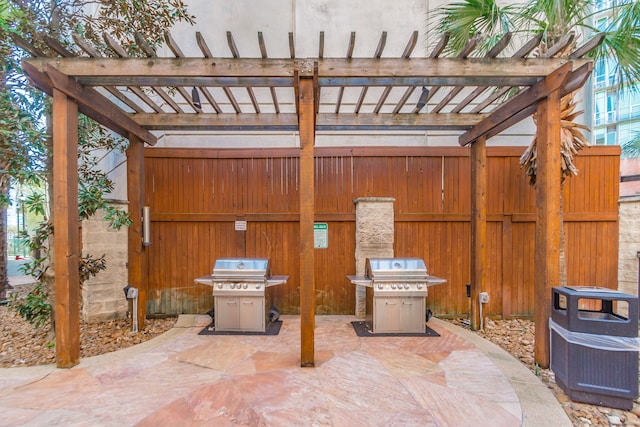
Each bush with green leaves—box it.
[8,282,51,329]
[2,0,194,329]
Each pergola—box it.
[18,28,599,369]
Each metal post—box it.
[19,194,26,257]
[20,194,26,236]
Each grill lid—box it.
[365,258,428,282]
[212,258,271,282]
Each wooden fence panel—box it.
[143,146,619,317]
[246,221,300,314]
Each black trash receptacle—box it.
[550,286,640,410]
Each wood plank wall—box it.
[143,145,620,318]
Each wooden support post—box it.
[470,136,487,330]
[126,135,148,331]
[52,88,80,368]
[298,76,316,367]
[502,215,513,319]
[534,90,562,368]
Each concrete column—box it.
[618,196,640,318]
[81,204,129,322]
[354,197,395,318]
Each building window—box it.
[595,92,606,126]
[619,90,640,122]
[595,127,606,145]
[607,92,618,123]
[619,122,640,146]
[607,127,617,145]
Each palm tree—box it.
[621,132,640,159]
[432,0,640,286]
[433,0,640,176]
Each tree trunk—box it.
[45,110,55,327]
[0,74,11,300]
[0,172,9,300]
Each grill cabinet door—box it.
[239,296,265,332]
[374,297,402,333]
[400,297,426,333]
[215,296,240,331]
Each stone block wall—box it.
[618,197,640,304]
[354,197,395,317]
[81,203,129,323]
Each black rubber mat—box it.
[199,320,282,336]
[350,321,439,337]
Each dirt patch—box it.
[0,305,174,367]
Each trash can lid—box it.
[565,286,623,294]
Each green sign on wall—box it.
[314,223,328,249]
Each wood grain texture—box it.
[127,137,148,330]
[142,146,618,320]
[470,137,487,330]
[534,90,562,368]
[53,89,80,368]
[298,78,315,367]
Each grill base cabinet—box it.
[550,286,640,411]
[350,258,446,334]
[366,287,426,333]
[215,295,269,332]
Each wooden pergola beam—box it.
[458,62,573,146]
[463,63,595,143]
[52,88,81,368]
[24,57,586,87]
[131,112,485,131]
[22,62,157,145]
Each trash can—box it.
[550,286,640,410]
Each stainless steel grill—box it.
[195,258,288,332]
[348,258,446,333]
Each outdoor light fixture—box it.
[142,206,151,247]
[191,87,202,109]
[414,86,429,113]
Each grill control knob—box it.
[417,284,423,289]
[404,284,410,290]
[243,283,248,289]
[230,283,236,289]
[378,284,383,289]
[255,284,261,289]
[391,284,397,290]
[217,283,223,289]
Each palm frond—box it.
[589,1,640,92]
[621,132,640,159]
[431,0,516,55]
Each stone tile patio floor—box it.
[0,315,570,426]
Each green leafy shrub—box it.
[8,283,51,329]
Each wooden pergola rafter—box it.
[18,29,599,369]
